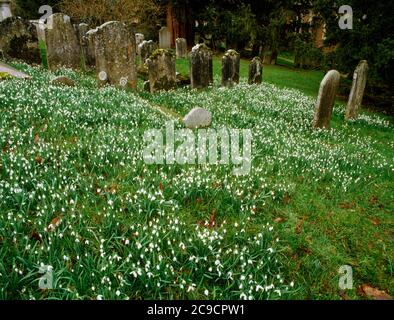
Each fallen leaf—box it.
[48,216,62,232]
[35,156,43,164]
[339,202,353,209]
[274,217,285,223]
[34,134,40,144]
[371,218,380,226]
[360,284,393,300]
[295,220,304,234]
[283,192,291,205]
[29,230,42,242]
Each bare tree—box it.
[60,0,162,28]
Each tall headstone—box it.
[345,60,369,120]
[0,0,12,22]
[248,57,263,85]
[313,70,341,129]
[78,23,89,68]
[85,28,97,68]
[221,49,240,87]
[176,38,187,58]
[135,33,144,55]
[139,40,158,63]
[45,13,81,70]
[0,17,40,63]
[146,49,176,92]
[159,26,171,49]
[189,43,213,89]
[92,21,137,89]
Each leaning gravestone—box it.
[176,38,187,58]
[222,49,240,87]
[248,57,263,85]
[0,61,31,79]
[313,70,341,129]
[135,33,144,55]
[45,13,81,70]
[345,60,369,120]
[0,17,40,64]
[189,43,213,89]
[146,49,176,92]
[93,21,137,89]
[159,26,171,49]
[139,40,158,64]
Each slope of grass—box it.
[0,61,393,301]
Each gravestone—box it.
[176,38,187,58]
[45,13,81,70]
[221,49,240,87]
[92,21,137,89]
[146,49,176,92]
[313,70,341,129]
[0,17,40,63]
[85,28,97,68]
[0,0,12,22]
[139,40,158,63]
[248,57,263,85]
[135,33,144,55]
[183,108,212,129]
[77,23,89,68]
[345,60,369,120]
[0,61,31,79]
[50,75,75,87]
[189,43,213,89]
[159,26,171,49]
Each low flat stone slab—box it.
[0,61,31,79]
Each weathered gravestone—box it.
[139,40,158,64]
[85,28,97,68]
[313,70,341,129]
[345,60,369,120]
[0,17,40,63]
[248,57,263,85]
[0,0,12,22]
[50,75,75,87]
[45,13,81,70]
[146,49,176,92]
[0,61,31,79]
[176,38,187,58]
[93,21,137,89]
[77,23,89,68]
[159,26,171,49]
[189,43,213,89]
[135,33,144,55]
[183,108,212,129]
[221,49,240,87]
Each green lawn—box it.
[176,55,325,97]
[0,60,393,300]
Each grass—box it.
[176,54,325,97]
[0,59,393,300]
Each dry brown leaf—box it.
[35,156,43,164]
[274,217,285,223]
[360,284,393,300]
[283,192,291,205]
[34,134,40,144]
[371,218,380,226]
[48,216,62,232]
